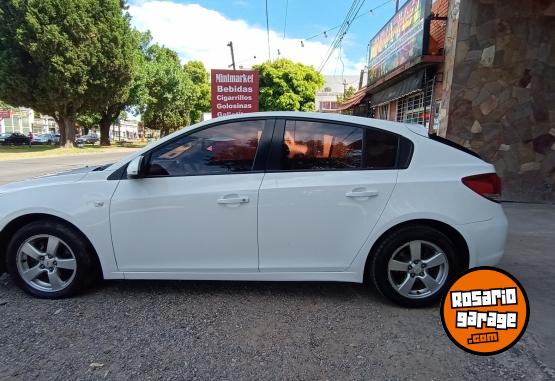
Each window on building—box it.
[319,101,337,110]
[374,103,390,120]
[396,78,434,128]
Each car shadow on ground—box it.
[93,278,396,305]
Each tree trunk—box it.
[61,115,76,148]
[99,115,112,146]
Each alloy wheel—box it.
[387,240,449,299]
[16,234,77,292]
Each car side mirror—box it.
[127,156,144,178]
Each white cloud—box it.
[128,1,365,75]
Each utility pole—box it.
[395,0,399,12]
[227,41,236,70]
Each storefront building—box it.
[337,0,555,202]
[337,0,447,131]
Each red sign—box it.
[0,109,11,119]
[211,69,259,118]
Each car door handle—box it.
[217,196,250,204]
[345,190,379,198]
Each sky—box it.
[128,0,404,75]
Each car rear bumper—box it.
[456,206,509,268]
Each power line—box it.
[318,0,364,72]
[283,0,288,40]
[318,0,366,73]
[265,0,271,61]
[303,0,393,42]
[317,0,359,72]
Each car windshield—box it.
[0,133,11,137]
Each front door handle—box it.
[217,195,250,204]
[345,189,379,198]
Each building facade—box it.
[438,0,555,202]
[110,119,140,141]
[316,75,361,112]
[337,0,554,202]
[0,107,58,135]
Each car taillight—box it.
[462,173,502,202]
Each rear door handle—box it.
[345,190,379,198]
[217,196,250,204]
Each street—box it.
[0,156,554,380]
[0,149,138,186]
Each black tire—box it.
[370,225,459,308]
[6,220,98,298]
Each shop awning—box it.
[370,69,426,106]
[331,88,367,112]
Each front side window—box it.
[279,120,400,171]
[146,120,265,177]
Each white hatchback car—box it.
[0,112,508,307]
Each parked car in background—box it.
[0,132,30,145]
[31,133,60,145]
[0,112,508,307]
[75,134,99,145]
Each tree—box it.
[337,86,356,104]
[0,0,137,147]
[183,61,211,124]
[253,59,325,111]
[79,30,150,145]
[141,45,195,136]
[76,113,100,135]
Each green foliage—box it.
[253,59,325,112]
[183,61,210,124]
[141,45,195,136]
[76,112,101,132]
[337,86,356,104]
[78,29,151,145]
[0,0,137,146]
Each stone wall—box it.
[442,0,555,202]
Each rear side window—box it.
[281,121,363,170]
[278,120,404,171]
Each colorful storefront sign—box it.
[368,0,430,84]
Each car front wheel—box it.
[370,225,458,308]
[7,220,98,298]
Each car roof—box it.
[205,111,426,137]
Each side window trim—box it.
[266,119,286,171]
[125,118,273,179]
[252,119,276,171]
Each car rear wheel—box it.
[7,220,97,298]
[370,225,458,308]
